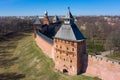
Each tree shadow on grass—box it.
[0,72,25,80]
[0,32,31,42]
[0,56,18,68]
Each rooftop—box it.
[55,7,85,41]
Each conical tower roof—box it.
[34,16,41,24]
[44,11,48,16]
[53,15,59,21]
[65,7,74,20]
[55,7,85,41]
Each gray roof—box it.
[34,16,41,24]
[66,10,74,19]
[55,23,85,41]
[55,7,85,41]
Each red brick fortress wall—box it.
[35,30,54,58]
[86,55,120,80]
[34,30,120,80]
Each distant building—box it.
[43,11,50,25]
[34,11,61,38]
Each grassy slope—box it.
[0,32,101,80]
[87,40,105,55]
[106,53,120,61]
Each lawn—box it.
[0,31,101,80]
[106,53,120,61]
[86,40,105,55]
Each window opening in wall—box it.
[60,46,62,49]
[56,45,58,47]
[70,60,72,63]
[63,69,68,73]
[66,53,68,56]
[72,48,74,51]
[67,47,69,50]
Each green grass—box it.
[106,53,120,61]
[0,32,101,80]
[87,40,105,55]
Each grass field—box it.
[106,53,120,61]
[0,31,101,80]
[86,40,105,55]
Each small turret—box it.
[34,16,41,25]
[64,7,74,24]
[34,16,41,38]
[44,11,48,16]
[43,11,50,25]
[52,15,59,23]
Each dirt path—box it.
[101,50,113,56]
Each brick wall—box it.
[35,32,54,58]
[86,55,120,80]
[35,31,120,80]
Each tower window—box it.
[56,45,58,47]
[67,47,69,50]
[70,60,72,63]
[66,53,68,56]
[72,48,74,51]
[60,46,62,48]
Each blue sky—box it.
[0,0,120,16]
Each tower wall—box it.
[54,38,85,75]
[43,16,50,25]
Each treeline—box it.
[0,16,119,54]
[0,17,34,37]
[76,16,120,54]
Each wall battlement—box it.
[88,55,120,65]
[87,55,120,80]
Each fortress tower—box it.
[34,16,41,38]
[52,15,59,23]
[54,7,86,75]
[43,11,50,25]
